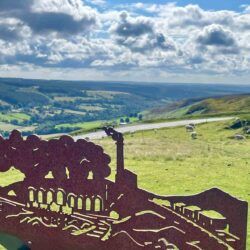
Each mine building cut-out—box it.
[0,128,248,250]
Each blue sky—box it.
[0,0,250,84]
[106,0,249,11]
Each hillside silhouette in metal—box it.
[0,128,248,249]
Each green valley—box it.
[0,78,249,137]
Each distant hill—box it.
[145,94,250,120]
[0,78,249,106]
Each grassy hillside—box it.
[98,120,250,246]
[145,94,250,120]
[1,120,249,247]
[186,94,250,115]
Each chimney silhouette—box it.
[103,127,124,179]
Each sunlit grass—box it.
[0,112,30,123]
[0,120,249,246]
[96,121,250,246]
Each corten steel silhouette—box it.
[0,129,248,250]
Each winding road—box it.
[73,117,234,140]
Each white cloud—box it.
[0,1,250,83]
[32,0,97,21]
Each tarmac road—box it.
[73,117,234,140]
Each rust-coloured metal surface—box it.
[0,129,248,249]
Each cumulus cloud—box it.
[236,14,250,31]
[111,12,153,37]
[197,25,236,47]
[144,4,237,31]
[31,0,97,22]
[0,17,32,42]
[195,25,240,55]
[116,33,176,53]
[111,12,175,53]
[23,12,96,35]
[0,0,97,35]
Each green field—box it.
[0,120,249,248]
[55,120,104,131]
[95,120,250,246]
[0,112,30,123]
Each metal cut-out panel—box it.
[0,128,248,250]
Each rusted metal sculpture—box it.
[0,129,248,250]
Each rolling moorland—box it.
[144,94,250,121]
[0,77,250,137]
